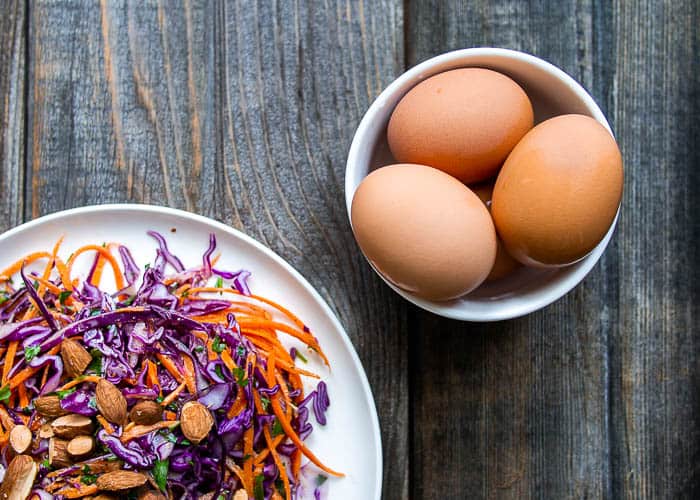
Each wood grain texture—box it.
[407,0,699,499]
[27,0,408,497]
[0,0,26,232]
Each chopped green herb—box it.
[236,345,246,358]
[214,364,225,380]
[122,295,136,306]
[181,290,190,298]
[89,309,101,317]
[153,458,169,492]
[81,473,98,485]
[215,277,224,289]
[163,432,178,443]
[180,439,191,446]
[233,366,247,387]
[87,350,102,374]
[271,418,284,437]
[274,479,285,496]
[212,336,226,354]
[58,290,72,305]
[316,474,328,486]
[24,345,41,362]
[295,350,308,364]
[82,465,91,474]
[254,474,265,500]
[55,387,76,399]
[193,345,205,353]
[241,453,252,461]
[260,397,270,411]
[41,458,51,469]
[144,263,150,270]
[0,291,9,305]
[0,385,12,403]
[32,280,39,290]
[156,396,164,403]
[166,403,178,412]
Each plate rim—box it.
[0,203,383,498]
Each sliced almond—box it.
[60,339,93,378]
[49,437,72,467]
[66,435,94,458]
[95,379,127,425]
[9,424,32,454]
[39,423,54,439]
[51,414,94,439]
[233,490,249,500]
[129,400,162,426]
[0,454,37,500]
[180,401,213,444]
[34,395,69,418]
[137,489,166,500]
[95,470,148,491]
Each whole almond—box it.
[49,437,72,467]
[96,470,148,491]
[60,339,93,378]
[34,395,69,418]
[129,400,162,425]
[51,414,94,439]
[0,455,37,500]
[137,490,166,500]
[96,379,127,425]
[9,424,32,454]
[66,435,94,458]
[180,401,213,444]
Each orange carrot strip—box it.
[181,355,197,394]
[54,257,73,291]
[2,341,18,385]
[59,484,99,498]
[164,410,177,421]
[291,449,302,479]
[90,254,107,286]
[55,375,102,393]
[156,353,184,384]
[67,245,125,290]
[160,380,187,407]
[220,349,236,372]
[253,392,290,499]
[30,276,63,295]
[0,252,52,280]
[226,386,247,419]
[269,397,343,477]
[8,345,61,389]
[17,382,28,409]
[243,425,254,496]
[96,415,115,434]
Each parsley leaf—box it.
[86,349,102,375]
[215,277,224,289]
[233,366,247,387]
[153,459,169,492]
[212,336,226,354]
[271,418,284,437]
[55,387,76,399]
[24,345,41,362]
[0,291,9,305]
[58,290,72,305]
[316,475,328,486]
[260,397,270,411]
[236,345,246,358]
[0,385,11,403]
[81,473,98,485]
[295,350,308,364]
[254,474,265,500]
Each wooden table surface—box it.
[1,1,697,498]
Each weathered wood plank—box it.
[609,1,699,498]
[406,1,614,498]
[0,0,26,231]
[28,0,407,497]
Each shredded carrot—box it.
[181,355,197,394]
[55,375,102,393]
[66,245,125,290]
[96,415,115,434]
[243,425,254,496]
[121,420,180,443]
[156,353,184,384]
[2,340,18,385]
[0,251,52,281]
[59,484,99,498]
[160,380,187,407]
[8,345,61,389]
[17,382,28,409]
[164,410,177,421]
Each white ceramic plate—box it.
[0,204,382,499]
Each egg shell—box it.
[387,68,534,184]
[492,114,623,266]
[351,164,497,301]
[471,182,521,281]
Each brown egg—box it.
[387,68,534,184]
[351,164,497,301]
[492,114,623,266]
[471,182,521,281]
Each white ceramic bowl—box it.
[345,47,620,321]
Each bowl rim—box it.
[344,47,620,322]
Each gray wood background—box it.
[0,1,697,498]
